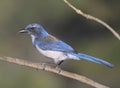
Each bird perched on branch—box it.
[19,23,114,68]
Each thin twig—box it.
[63,0,120,40]
[0,56,109,88]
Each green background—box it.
[0,0,119,88]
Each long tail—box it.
[70,53,114,68]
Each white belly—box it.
[36,45,67,62]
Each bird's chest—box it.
[36,45,65,59]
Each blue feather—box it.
[20,23,114,68]
[36,40,74,52]
[75,53,114,68]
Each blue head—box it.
[19,23,48,38]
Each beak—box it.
[19,29,28,33]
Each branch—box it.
[63,0,120,40]
[0,56,109,88]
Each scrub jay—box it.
[19,23,114,68]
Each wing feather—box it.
[36,35,74,52]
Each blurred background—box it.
[0,0,119,88]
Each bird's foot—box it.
[41,63,47,70]
[55,66,61,73]
[40,62,62,73]
[41,62,55,70]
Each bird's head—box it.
[19,23,48,38]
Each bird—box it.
[19,23,114,68]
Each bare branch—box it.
[0,56,109,88]
[63,0,120,40]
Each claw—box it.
[55,66,61,73]
[41,63,47,70]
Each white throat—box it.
[31,35,36,44]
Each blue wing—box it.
[37,40,74,52]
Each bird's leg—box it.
[58,60,64,65]
[55,60,64,73]
[41,60,64,73]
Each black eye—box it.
[31,27,35,30]
[29,27,35,32]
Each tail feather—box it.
[75,53,114,68]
